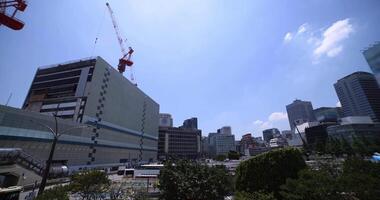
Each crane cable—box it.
[91,6,107,57]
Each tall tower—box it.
[363,42,380,86]
[334,71,380,122]
[286,100,316,131]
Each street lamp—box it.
[31,106,90,197]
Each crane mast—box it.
[106,2,135,80]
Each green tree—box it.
[215,154,227,161]
[228,151,241,160]
[338,158,380,200]
[35,185,70,200]
[158,160,233,200]
[279,158,380,200]
[235,148,306,198]
[280,169,343,200]
[235,191,277,200]
[70,170,111,200]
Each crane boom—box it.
[106,2,126,56]
[105,2,134,76]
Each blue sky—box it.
[1,0,379,139]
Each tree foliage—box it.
[280,158,380,200]
[158,160,233,200]
[35,185,70,200]
[235,191,277,200]
[228,151,241,160]
[215,154,227,161]
[70,170,111,200]
[235,148,306,197]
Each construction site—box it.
[1,1,163,199]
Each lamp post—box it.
[32,105,90,197]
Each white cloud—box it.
[284,32,293,43]
[253,112,289,132]
[326,46,343,57]
[297,23,308,35]
[313,18,354,58]
[268,112,288,121]
[336,101,342,107]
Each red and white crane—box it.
[106,2,135,81]
[0,0,27,30]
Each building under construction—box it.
[0,56,159,169]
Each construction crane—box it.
[0,0,27,30]
[106,2,135,81]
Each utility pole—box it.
[33,105,89,197]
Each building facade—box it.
[286,99,316,131]
[159,113,173,127]
[1,57,159,167]
[327,123,380,143]
[208,127,236,156]
[313,107,340,123]
[262,128,280,143]
[334,71,380,122]
[363,42,380,85]
[157,117,201,160]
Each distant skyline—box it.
[1,0,380,139]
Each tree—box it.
[70,170,111,200]
[158,160,233,200]
[235,191,277,200]
[280,169,343,200]
[235,148,306,198]
[228,151,240,160]
[338,158,380,200]
[35,185,70,200]
[279,158,380,200]
[215,154,227,161]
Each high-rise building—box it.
[286,99,316,130]
[334,72,380,122]
[208,126,235,156]
[217,126,232,135]
[157,117,201,160]
[181,117,198,129]
[262,128,280,143]
[363,42,380,85]
[1,57,159,166]
[313,107,340,123]
[240,133,254,150]
[159,113,173,127]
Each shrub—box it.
[235,148,306,196]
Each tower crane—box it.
[0,0,27,30]
[106,2,135,81]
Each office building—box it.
[1,57,159,167]
[327,118,380,142]
[305,123,337,148]
[217,126,232,135]
[313,107,340,123]
[286,99,316,130]
[181,117,198,129]
[334,72,380,122]
[157,117,201,160]
[240,133,254,150]
[363,42,380,85]
[208,127,235,156]
[262,128,280,143]
[159,113,173,127]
